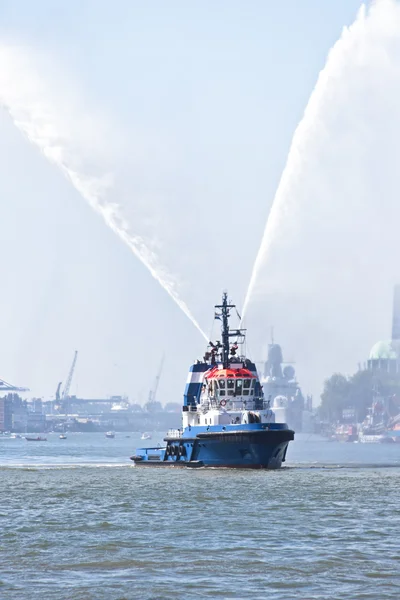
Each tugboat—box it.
[131,293,294,469]
[359,397,394,443]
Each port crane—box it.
[0,378,29,392]
[147,355,164,404]
[55,351,78,414]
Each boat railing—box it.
[166,429,182,438]
[199,396,268,412]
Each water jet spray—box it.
[0,44,208,342]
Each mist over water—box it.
[244,0,400,395]
[0,45,208,341]
[3,2,400,398]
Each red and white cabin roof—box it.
[204,367,256,380]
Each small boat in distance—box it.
[105,431,115,438]
[25,436,47,442]
[10,433,22,439]
[59,434,67,440]
[359,397,394,443]
[141,432,152,440]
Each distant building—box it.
[261,340,313,432]
[12,396,28,432]
[0,396,13,431]
[368,285,400,373]
[27,399,46,432]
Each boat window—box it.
[243,390,249,396]
[243,379,251,389]
[219,389,226,396]
[227,379,234,389]
[235,379,243,395]
[218,380,226,389]
[227,389,234,396]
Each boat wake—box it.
[0,462,131,470]
[284,462,400,470]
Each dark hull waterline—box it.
[131,459,290,469]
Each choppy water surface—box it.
[1,433,400,599]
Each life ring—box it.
[220,400,227,407]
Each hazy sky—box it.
[0,0,364,403]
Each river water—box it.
[1,433,399,599]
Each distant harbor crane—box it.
[147,355,165,404]
[0,378,29,392]
[55,351,78,414]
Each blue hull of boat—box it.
[131,428,294,470]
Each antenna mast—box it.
[214,292,246,368]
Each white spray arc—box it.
[242,0,400,319]
[0,44,208,341]
[242,0,400,393]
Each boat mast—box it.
[215,292,235,368]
